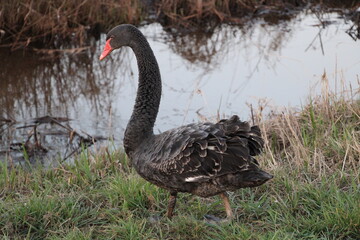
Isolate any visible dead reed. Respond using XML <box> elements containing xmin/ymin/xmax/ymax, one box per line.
<box><xmin>0</xmin><ymin>0</ymin><xmax>146</xmax><ymax>49</ymax></box>
<box><xmin>257</xmin><ymin>73</ymin><xmax>360</xmax><ymax>180</ymax></box>
<box><xmin>155</xmin><ymin>0</ymin><xmax>360</xmax><ymax>27</ymax></box>
<box><xmin>1</xmin><ymin>0</ymin><xmax>359</xmax><ymax>49</ymax></box>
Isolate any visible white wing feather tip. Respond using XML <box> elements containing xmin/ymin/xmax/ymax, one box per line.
<box><xmin>185</xmin><ymin>176</ymin><xmax>207</xmax><ymax>182</ymax></box>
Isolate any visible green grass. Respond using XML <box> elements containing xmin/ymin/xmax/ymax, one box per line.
<box><xmin>0</xmin><ymin>157</ymin><xmax>359</xmax><ymax>239</ymax></box>
<box><xmin>1</xmin><ymin>84</ymin><xmax>359</xmax><ymax>239</ymax></box>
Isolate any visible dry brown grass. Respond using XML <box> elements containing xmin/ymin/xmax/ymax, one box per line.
<box><xmin>0</xmin><ymin>0</ymin><xmax>145</xmax><ymax>49</ymax></box>
<box><xmin>1</xmin><ymin>0</ymin><xmax>359</xmax><ymax>49</ymax></box>
<box><xmin>256</xmin><ymin>73</ymin><xmax>360</xmax><ymax>180</ymax></box>
<box><xmin>155</xmin><ymin>0</ymin><xmax>360</xmax><ymax>27</ymax></box>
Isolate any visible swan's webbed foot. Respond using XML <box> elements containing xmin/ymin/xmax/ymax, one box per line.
<box><xmin>148</xmin><ymin>191</ymin><xmax>178</xmax><ymax>222</ymax></box>
<box><xmin>204</xmin><ymin>192</ymin><xmax>234</xmax><ymax>224</ymax></box>
<box><xmin>148</xmin><ymin>214</ymin><xmax>162</xmax><ymax>223</ymax></box>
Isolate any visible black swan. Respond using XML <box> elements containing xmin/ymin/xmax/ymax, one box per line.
<box><xmin>99</xmin><ymin>24</ymin><xmax>273</xmax><ymax>220</ymax></box>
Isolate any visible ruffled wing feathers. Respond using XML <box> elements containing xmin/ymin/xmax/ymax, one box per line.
<box><xmin>144</xmin><ymin>115</ymin><xmax>264</xmax><ymax>182</ymax></box>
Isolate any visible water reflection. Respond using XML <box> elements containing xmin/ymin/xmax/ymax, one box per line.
<box><xmin>0</xmin><ymin>12</ymin><xmax>359</xmax><ymax>164</ymax></box>
<box><xmin>0</xmin><ymin>42</ymin><xmax>135</xmax><ymax>164</ymax></box>
<box><xmin>161</xmin><ymin>14</ymin><xmax>304</xmax><ymax>77</ymax></box>
<box><xmin>0</xmin><ymin>42</ymin><xmax>134</xmax><ymax>130</ymax></box>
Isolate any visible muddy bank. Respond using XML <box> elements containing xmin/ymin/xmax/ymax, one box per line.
<box><xmin>0</xmin><ymin>0</ymin><xmax>359</xmax><ymax>49</ymax></box>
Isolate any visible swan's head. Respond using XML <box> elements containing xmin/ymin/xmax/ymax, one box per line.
<box><xmin>99</xmin><ymin>24</ymin><xmax>138</xmax><ymax>60</ymax></box>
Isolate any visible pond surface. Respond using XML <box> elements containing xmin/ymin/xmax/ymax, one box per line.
<box><xmin>1</xmin><ymin>12</ymin><xmax>359</xmax><ymax>164</ymax></box>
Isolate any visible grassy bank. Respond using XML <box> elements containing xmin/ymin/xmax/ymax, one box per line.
<box><xmin>1</xmin><ymin>0</ymin><xmax>359</xmax><ymax>49</ymax></box>
<box><xmin>1</xmin><ymin>80</ymin><xmax>359</xmax><ymax>239</ymax></box>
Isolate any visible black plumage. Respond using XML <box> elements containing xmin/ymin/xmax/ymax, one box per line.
<box><xmin>100</xmin><ymin>24</ymin><xmax>273</xmax><ymax>219</ymax></box>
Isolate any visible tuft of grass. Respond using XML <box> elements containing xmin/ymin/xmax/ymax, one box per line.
<box><xmin>0</xmin><ymin>79</ymin><xmax>359</xmax><ymax>239</ymax></box>
<box><xmin>258</xmin><ymin>75</ymin><xmax>360</xmax><ymax>180</ymax></box>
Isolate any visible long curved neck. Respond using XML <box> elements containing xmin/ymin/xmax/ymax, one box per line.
<box><xmin>124</xmin><ymin>31</ymin><xmax>161</xmax><ymax>155</ymax></box>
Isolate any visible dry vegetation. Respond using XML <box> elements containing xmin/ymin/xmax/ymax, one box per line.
<box><xmin>0</xmin><ymin>0</ymin><xmax>146</xmax><ymax>49</ymax></box>
<box><xmin>1</xmin><ymin>0</ymin><xmax>359</xmax><ymax>49</ymax></box>
<box><xmin>258</xmin><ymin>75</ymin><xmax>360</xmax><ymax>179</ymax></box>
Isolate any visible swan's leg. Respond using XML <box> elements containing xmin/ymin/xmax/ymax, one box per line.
<box><xmin>220</xmin><ymin>192</ymin><xmax>233</xmax><ymax>219</ymax></box>
<box><xmin>166</xmin><ymin>191</ymin><xmax>178</xmax><ymax>218</ymax></box>
<box><xmin>204</xmin><ymin>192</ymin><xmax>233</xmax><ymax>223</ymax></box>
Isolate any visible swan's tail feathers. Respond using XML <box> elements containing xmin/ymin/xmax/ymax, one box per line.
<box><xmin>243</xmin><ymin>169</ymin><xmax>273</xmax><ymax>182</ymax></box>
<box><xmin>248</xmin><ymin>126</ymin><xmax>264</xmax><ymax>156</ymax></box>
<box><xmin>218</xmin><ymin>115</ymin><xmax>264</xmax><ymax>156</ymax></box>
<box><xmin>234</xmin><ymin>169</ymin><xmax>273</xmax><ymax>188</ymax></box>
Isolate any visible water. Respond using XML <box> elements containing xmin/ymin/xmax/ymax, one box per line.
<box><xmin>1</xmin><ymin>12</ymin><xmax>359</xmax><ymax>163</ymax></box>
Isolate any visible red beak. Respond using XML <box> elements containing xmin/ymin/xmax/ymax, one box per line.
<box><xmin>99</xmin><ymin>39</ymin><xmax>113</xmax><ymax>60</ymax></box>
